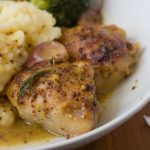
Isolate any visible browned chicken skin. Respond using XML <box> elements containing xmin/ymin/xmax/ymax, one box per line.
<box><xmin>7</xmin><ymin>61</ymin><xmax>100</xmax><ymax>137</ymax></box>
<box><xmin>61</xmin><ymin>25</ymin><xmax>139</xmax><ymax>94</ymax></box>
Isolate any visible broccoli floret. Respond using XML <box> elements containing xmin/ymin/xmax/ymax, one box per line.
<box><xmin>30</xmin><ymin>0</ymin><xmax>90</xmax><ymax>27</ymax></box>
<box><xmin>31</xmin><ymin>0</ymin><xmax>50</xmax><ymax>10</ymax></box>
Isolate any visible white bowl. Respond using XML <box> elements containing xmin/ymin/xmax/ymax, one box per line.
<box><xmin>6</xmin><ymin>0</ymin><xmax>150</xmax><ymax>150</ymax></box>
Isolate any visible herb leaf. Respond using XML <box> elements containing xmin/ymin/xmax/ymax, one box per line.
<box><xmin>18</xmin><ymin>69</ymin><xmax>50</xmax><ymax>103</ymax></box>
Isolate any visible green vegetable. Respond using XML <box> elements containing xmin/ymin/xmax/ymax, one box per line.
<box><xmin>30</xmin><ymin>0</ymin><xmax>90</xmax><ymax>26</ymax></box>
<box><xmin>18</xmin><ymin>69</ymin><xmax>50</xmax><ymax>103</ymax></box>
<box><xmin>30</xmin><ymin>0</ymin><xmax>50</xmax><ymax>9</ymax></box>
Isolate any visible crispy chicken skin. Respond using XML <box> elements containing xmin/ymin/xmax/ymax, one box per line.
<box><xmin>7</xmin><ymin>61</ymin><xmax>100</xmax><ymax>137</ymax></box>
<box><xmin>61</xmin><ymin>25</ymin><xmax>139</xmax><ymax>94</ymax></box>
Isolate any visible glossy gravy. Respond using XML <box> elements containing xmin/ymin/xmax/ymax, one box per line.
<box><xmin>0</xmin><ymin>91</ymin><xmax>112</xmax><ymax>147</ymax></box>
<box><xmin>0</xmin><ymin>119</ymin><xmax>55</xmax><ymax>147</ymax></box>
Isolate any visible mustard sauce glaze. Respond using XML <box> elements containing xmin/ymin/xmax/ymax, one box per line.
<box><xmin>0</xmin><ymin>119</ymin><xmax>55</xmax><ymax>147</ymax></box>
<box><xmin>0</xmin><ymin>92</ymin><xmax>112</xmax><ymax>147</ymax></box>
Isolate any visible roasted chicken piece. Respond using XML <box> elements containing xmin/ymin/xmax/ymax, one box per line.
<box><xmin>25</xmin><ymin>41</ymin><xmax>68</xmax><ymax>68</ymax></box>
<box><xmin>62</xmin><ymin>25</ymin><xmax>139</xmax><ymax>94</ymax></box>
<box><xmin>7</xmin><ymin>60</ymin><xmax>100</xmax><ymax>137</ymax></box>
<box><xmin>77</xmin><ymin>9</ymin><xmax>102</xmax><ymax>27</ymax></box>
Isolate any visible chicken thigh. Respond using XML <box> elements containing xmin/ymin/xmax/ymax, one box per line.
<box><xmin>7</xmin><ymin>60</ymin><xmax>100</xmax><ymax>137</ymax></box>
<box><xmin>62</xmin><ymin>25</ymin><xmax>140</xmax><ymax>94</ymax></box>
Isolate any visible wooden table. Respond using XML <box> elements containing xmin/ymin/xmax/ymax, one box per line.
<box><xmin>78</xmin><ymin>102</ymin><xmax>150</xmax><ymax>150</ymax></box>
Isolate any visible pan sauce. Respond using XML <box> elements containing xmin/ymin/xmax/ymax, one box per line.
<box><xmin>0</xmin><ymin>119</ymin><xmax>55</xmax><ymax>147</ymax></box>
<box><xmin>0</xmin><ymin>92</ymin><xmax>112</xmax><ymax>147</ymax></box>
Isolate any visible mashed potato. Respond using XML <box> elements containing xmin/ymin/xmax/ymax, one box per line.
<box><xmin>0</xmin><ymin>1</ymin><xmax>61</xmax><ymax>92</ymax></box>
<box><xmin>0</xmin><ymin>98</ymin><xmax>15</xmax><ymax>127</ymax></box>
<box><xmin>0</xmin><ymin>1</ymin><xmax>61</xmax><ymax>47</ymax></box>
<box><xmin>0</xmin><ymin>31</ymin><xmax>27</xmax><ymax>91</ymax></box>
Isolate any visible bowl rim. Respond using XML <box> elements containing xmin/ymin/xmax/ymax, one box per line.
<box><xmin>19</xmin><ymin>90</ymin><xmax>150</xmax><ymax>150</ymax></box>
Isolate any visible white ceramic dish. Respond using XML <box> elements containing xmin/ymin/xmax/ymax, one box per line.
<box><xmin>2</xmin><ymin>0</ymin><xmax>150</xmax><ymax>149</ymax></box>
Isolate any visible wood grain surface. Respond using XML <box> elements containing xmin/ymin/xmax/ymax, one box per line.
<box><xmin>77</xmin><ymin>102</ymin><xmax>150</xmax><ymax>150</ymax></box>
